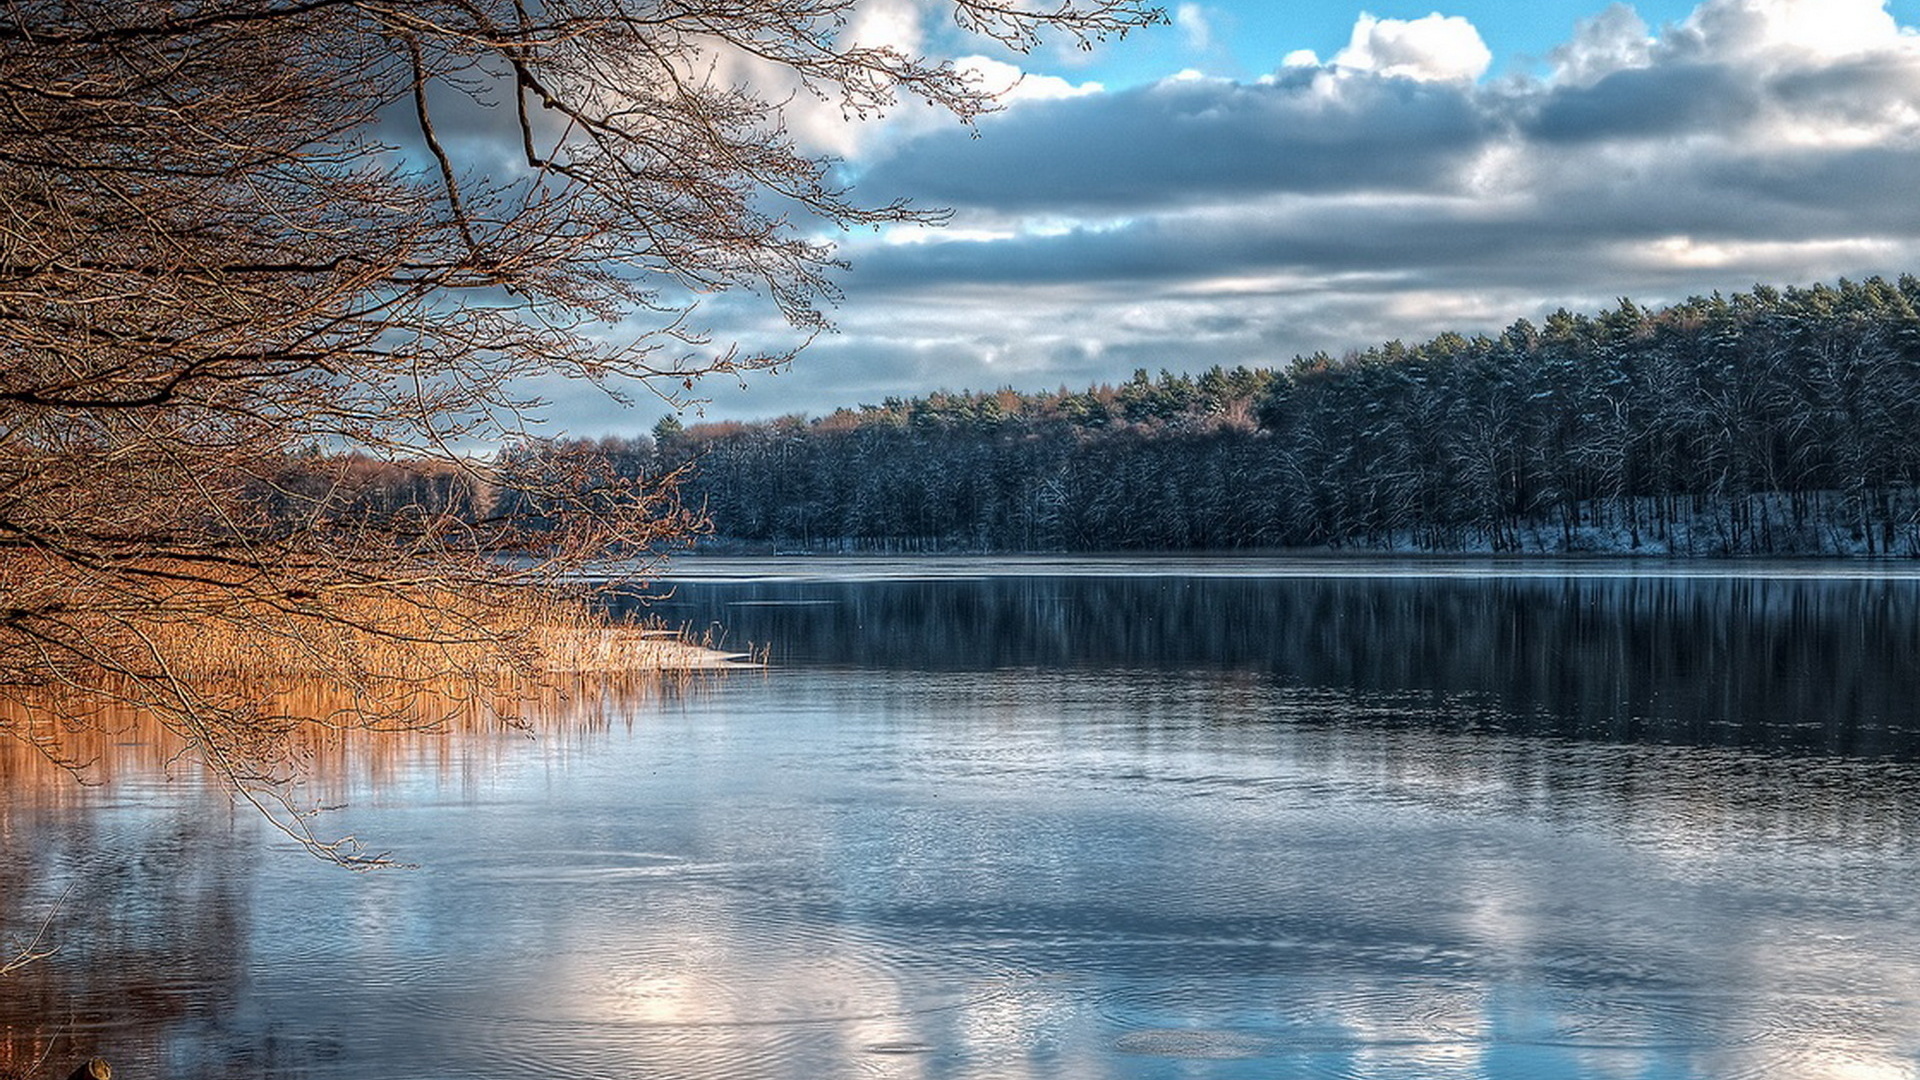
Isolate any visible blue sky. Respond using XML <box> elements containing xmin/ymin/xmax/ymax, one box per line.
<box><xmin>562</xmin><ymin>0</ymin><xmax>1920</xmax><ymax>431</ymax></box>
<box><xmin>1061</xmin><ymin>0</ymin><xmax>1716</xmax><ymax>82</ymax></box>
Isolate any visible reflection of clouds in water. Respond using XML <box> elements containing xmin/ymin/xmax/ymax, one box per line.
<box><xmin>1097</xmin><ymin>975</ymin><xmax>1494</xmax><ymax>1077</ymax></box>
<box><xmin>954</xmin><ymin>988</ymin><xmax>1084</xmax><ymax>1079</ymax></box>
<box><xmin>456</xmin><ymin>661</ymin><xmax>1920</xmax><ymax>1079</ymax></box>
<box><xmin>640</xmin><ymin>682</ymin><xmax>1914</xmax><ymax>1076</ymax></box>
<box><xmin>1689</xmin><ymin>1030</ymin><xmax>1920</xmax><ymax>1080</ymax></box>
<box><xmin>6</xmin><ymin>591</ymin><xmax>1920</xmax><ymax>1079</ymax></box>
<box><xmin>1807</xmin><ymin>1054</ymin><xmax>1918</xmax><ymax>1080</ymax></box>
<box><xmin>538</xmin><ymin>889</ymin><xmax>1060</xmax><ymax>1077</ymax></box>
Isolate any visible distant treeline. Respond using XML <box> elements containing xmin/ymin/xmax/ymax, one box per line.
<box><xmin>570</xmin><ymin>277</ymin><xmax>1920</xmax><ymax>555</ymax></box>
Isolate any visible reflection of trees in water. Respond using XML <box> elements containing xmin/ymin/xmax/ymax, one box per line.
<box><xmin>0</xmin><ymin>675</ymin><xmax>705</xmax><ymax>1077</ymax></box>
<box><xmin>0</xmin><ymin>604</ymin><xmax>1913</xmax><ymax>1078</ymax></box>
<box><xmin>0</xmin><ymin>774</ymin><xmax>253</xmax><ymax>1077</ymax></box>
<box><xmin>648</xmin><ymin>575</ymin><xmax>1920</xmax><ymax>757</ymax></box>
<box><xmin>1</xmin><ymin>803</ymin><xmax>369</xmax><ymax>1079</ymax></box>
<box><xmin>1</xmin><ymin>672</ymin><xmax>705</xmax><ymax>801</ymax></box>
<box><xmin>814</xmin><ymin>662</ymin><xmax>1920</xmax><ymax>851</ymax></box>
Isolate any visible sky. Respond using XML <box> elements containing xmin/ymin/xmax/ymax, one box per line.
<box><xmin>578</xmin><ymin>0</ymin><xmax>1920</xmax><ymax>432</ymax></box>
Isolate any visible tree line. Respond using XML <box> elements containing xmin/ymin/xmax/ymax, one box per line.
<box><xmin>601</xmin><ymin>277</ymin><xmax>1920</xmax><ymax>556</ymax></box>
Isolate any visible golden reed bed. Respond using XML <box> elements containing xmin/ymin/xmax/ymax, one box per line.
<box><xmin>0</xmin><ymin>581</ymin><xmax>756</xmax><ymax>865</ymax></box>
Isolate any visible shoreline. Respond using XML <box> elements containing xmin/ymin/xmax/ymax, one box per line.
<box><xmin>544</xmin><ymin>627</ymin><xmax>760</xmax><ymax>672</ymax></box>
<box><xmin>650</xmin><ymin>550</ymin><xmax>1920</xmax><ymax>583</ymax></box>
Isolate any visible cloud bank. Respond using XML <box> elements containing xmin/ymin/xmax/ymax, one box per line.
<box><xmin>612</xmin><ymin>0</ymin><xmax>1920</xmax><ymax>426</ymax></box>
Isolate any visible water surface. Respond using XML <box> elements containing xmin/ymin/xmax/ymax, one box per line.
<box><xmin>2</xmin><ymin>559</ymin><xmax>1918</xmax><ymax>1079</ymax></box>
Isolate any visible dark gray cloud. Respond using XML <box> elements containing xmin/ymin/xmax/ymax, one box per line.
<box><xmin>1699</xmin><ymin>145</ymin><xmax>1920</xmax><ymax>222</ymax></box>
<box><xmin>1523</xmin><ymin>62</ymin><xmax>1761</xmax><ymax>141</ymax></box>
<box><xmin>837</xmin><ymin>143</ymin><xmax>1919</xmax><ymax>297</ymax></box>
<box><xmin>856</xmin><ymin>71</ymin><xmax>1496</xmax><ymax>211</ymax></box>
<box><xmin>1766</xmin><ymin>53</ymin><xmax>1920</xmax><ymax>125</ymax></box>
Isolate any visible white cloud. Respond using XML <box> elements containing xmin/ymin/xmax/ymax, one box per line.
<box><xmin>707</xmin><ymin>0</ymin><xmax>1119</xmax><ymax>158</ymax></box>
<box><xmin>1662</xmin><ymin>0</ymin><xmax>1920</xmax><ymax>148</ymax></box>
<box><xmin>956</xmin><ymin>55</ymin><xmax>1104</xmax><ymax>104</ymax></box>
<box><xmin>843</xmin><ymin>0</ymin><xmax>927</xmax><ymax>54</ymax></box>
<box><xmin>695</xmin><ymin>0</ymin><xmax>940</xmax><ymax>156</ymax></box>
<box><xmin>1175</xmin><ymin>3</ymin><xmax>1214</xmax><ymax>52</ymax></box>
<box><xmin>1549</xmin><ymin>4</ymin><xmax>1655</xmax><ymax>86</ymax></box>
<box><xmin>1624</xmin><ymin>235</ymin><xmax>1902</xmax><ymax>272</ymax></box>
<box><xmin>1331</xmin><ymin>12</ymin><xmax>1494</xmax><ymax>83</ymax></box>
<box><xmin>1676</xmin><ymin>0</ymin><xmax>1904</xmax><ymax>62</ymax></box>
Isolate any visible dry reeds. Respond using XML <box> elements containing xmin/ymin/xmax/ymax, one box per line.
<box><xmin>0</xmin><ymin>574</ymin><xmax>749</xmax><ymax>865</ymax></box>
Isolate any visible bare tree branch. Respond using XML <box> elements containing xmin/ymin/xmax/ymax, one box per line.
<box><xmin>0</xmin><ymin>0</ymin><xmax>1165</xmax><ymax>856</ymax></box>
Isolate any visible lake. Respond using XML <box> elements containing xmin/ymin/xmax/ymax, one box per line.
<box><xmin>3</xmin><ymin>557</ymin><xmax>1918</xmax><ymax>1079</ymax></box>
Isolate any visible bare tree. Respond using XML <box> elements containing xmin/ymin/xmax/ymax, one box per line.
<box><xmin>0</xmin><ymin>0</ymin><xmax>1163</xmax><ymax>860</ymax></box>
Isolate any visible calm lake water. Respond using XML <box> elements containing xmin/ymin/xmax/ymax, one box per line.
<box><xmin>4</xmin><ymin>557</ymin><xmax>1920</xmax><ymax>1079</ymax></box>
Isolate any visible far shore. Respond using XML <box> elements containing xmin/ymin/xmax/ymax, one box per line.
<box><xmin>642</xmin><ymin>549</ymin><xmax>1920</xmax><ymax>583</ymax></box>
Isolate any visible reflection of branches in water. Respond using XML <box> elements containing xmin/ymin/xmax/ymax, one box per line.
<box><xmin>0</xmin><ymin>625</ymin><xmax>732</xmax><ymax>866</ymax></box>
<box><xmin>4</xmin><ymin>579</ymin><xmax>569</xmax><ymax>859</ymax></box>
<box><xmin>0</xmin><ymin>885</ymin><xmax>67</xmax><ymax>978</ymax></box>
<box><xmin>0</xmin><ymin>669</ymin><xmax>718</xmax><ymax>1076</ymax></box>
<box><xmin>1</xmin><ymin>668</ymin><xmax>719</xmax><ymax>820</ymax></box>
<box><xmin>0</xmin><ymin>808</ymin><xmax>254</xmax><ymax>1077</ymax></box>
<box><xmin>0</xmin><ymin>890</ymin><xmax>73</xmax><ymax>1080</ymax></box>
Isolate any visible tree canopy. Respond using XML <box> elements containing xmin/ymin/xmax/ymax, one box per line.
<box><xmin>647</xmin><ymin>280</ymin><xmax>1920</xmax><ymax>557</ymax></box>
<box><xmin>0</xmin><ymin>0</ymin><xmax>1163</xmax><ymax>858</ymax></box>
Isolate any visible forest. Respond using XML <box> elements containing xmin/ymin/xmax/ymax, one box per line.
<box><xmin>522</xmin><ymin>277</ymin><xmax>1920</xmax><ymax>556</ymax></box>
<box><xmin>487</xmin><ymin>272</ymin><xmax>1920</xmax><ymax>553</ymax></box>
